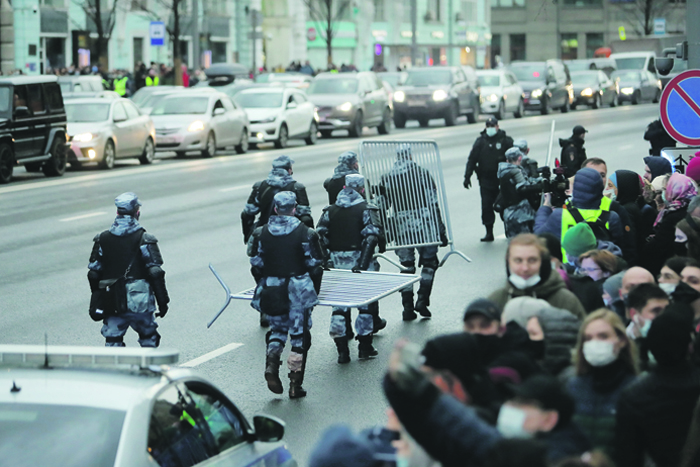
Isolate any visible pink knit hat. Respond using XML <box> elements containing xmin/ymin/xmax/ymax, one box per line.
<box><xmin>686</xmin><ymin>153</ymin><xmax>700</xmax><ymax>182</ymax></box>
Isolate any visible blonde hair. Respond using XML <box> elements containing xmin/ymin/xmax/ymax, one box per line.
<box><xmin>507</xmin><ymin>233</ymin><xmax>549</xmax><ymax>261</ymax></box>
<box><xmin>578</xmin><ymin>250</ymin><xmax>621</xmax><ymax>276</ymax></box>
<box><xmin>573</xmin><ymin>308</ymin><xmax>638</xmax><ymax>376</ymax></box>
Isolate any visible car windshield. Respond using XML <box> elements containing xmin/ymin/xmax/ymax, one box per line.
<box><xmin>378</xmin><ymin>73</ymin><xmax>404</xmax><ymax>86</ymax></box>
<box><xmin>404</xmin><ymin>70</ymin><xmax>452</xmax><ymax>86</ymax></box>
<box><xmin>65</xmin><ymin>103</ymin><xmax>111</xmax><ymax>122</ymax></box>
<box><xmin>565</xmin><ymin>61</ymin><xmax>594</xmax><ymax>72</ymax></box>
<box><xmin>571</xmin><ymin>73</ymin><xmax>598</xmax><ymax>85</ymax></box>
<box><xmin>0</xmin><ymin>87</ymin><xmax>10</xmax><ymax>116</ymax></box>
<box><xmin>0</xmin><ymin>403</ymin><xmax>125</xmax><ymax>467</ymax></box>
<box><xmin>59</xmin><ymin>83</ymin><xmax>72</xmax><ymax>93</ymax></box>
<box><xmin>139</xmin><ymin>92</ymin><xmax>176</xmax><ymax>109</ymax></box>
<box><xmin>615</xmin><ymin>57</ymin><xmax>647</xmax><ymax>70</ymax></box>
<box><xmin>307</xmin><ymin>78</ymin><xmax>358</xmax><ymax>94</ymax></box>
<box><xmin>612</xmin><ymin>71</ymin><xmax>641</xmax><ymax>82</ymax></box>
<box><xmin>478</xmin><ymin>75</ymin><xmax>501</xmax><ymax>87</ymax></box>
<box><xmin>269</xmin><ymin>74</ymin><xmax>306</xmax><ymax>82</ymax></box>
<box><xmin>510</xmin><ymin>64</ymin><xmax>546</xmax><ymax>82</ymax></box>
<box><xmin>236</xmin><ymin>91</ymin><xmax>284</xmax><ymax>108</ymax></box>
<box><xmin>151</xmin><ymin>97</ymin><xmax>210</xmax><ymax>115</ymax></box>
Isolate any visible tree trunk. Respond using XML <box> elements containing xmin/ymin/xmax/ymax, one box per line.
<box><xmin>94</xmin><ymin>0</ymin><xmax>107</xmax><ymax>71</ymax></box>
<box><xmin>326</xmin><ymin>0</ymin><xmax>333</xmax><ymax>66</ymax></box>
<box><xmin>644</xmin><ymin>0</ymin><xmax>653</xmax><ymax>35</ymax></box>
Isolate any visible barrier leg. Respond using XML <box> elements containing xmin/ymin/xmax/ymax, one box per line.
<box><xmin>438</xmin><ymin>247</ymin><xmax>472</xmax><ymax>267</ymax></box>
<box><xmin>207</xmin><ymin>264</ymin><xmax>234</xmax><ymax>328</ymax></box>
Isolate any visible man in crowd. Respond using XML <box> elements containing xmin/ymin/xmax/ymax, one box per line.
<box><xmin>463</xmin><ymin>298</ymin><xmax>503</xmax><ymax>336</ymax></box>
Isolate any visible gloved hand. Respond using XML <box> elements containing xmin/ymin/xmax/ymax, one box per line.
<box><xmin>463</xmin><ymin>178</ymin><xmax>471</xmax><ymax>189</ymax></box>
<box><xmin>351</xmin><ymin>265</ymin><xmax>363</xmax><ymax>273</ymax></box>
<box><xmin>89</xmin><ymin>308</ymin><xmax>105</xmax><ymax>322</ymax></box>
<box><xmin>440</xmin><ymin>231</ymin><xmax>449</xmax><ymax>247</ymax></box>
<box><xmin>156</xmin><ymin>305</ymin><xmax>168</xmax><ymax>318</ymax></box>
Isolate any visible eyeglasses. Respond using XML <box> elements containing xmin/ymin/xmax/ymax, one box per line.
<box><xmin>580</xmin><ymin>266</ymin><xmax>602</xmax><ymax>274</ymax></box>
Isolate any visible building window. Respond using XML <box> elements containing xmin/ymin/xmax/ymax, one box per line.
<box><xmin>460</xmin><ymin>1</ymin><xmax>476</xmax><ymax>23</ymax></box>
<box><xmin>427</xmin><ymin>0</ymin><xmax>441</xmax><ymax>21</ymax></box>
<box><xmin>374</xmin><ymin>0</ymin><xmax>385</xmax><ymax>21</ymax></box>
<box><xmin>510</xmin><ymin>34</ymin><xmax>526</xmax><ymax>61</ymax></box>
<box><xmin>491</xmin><ymin>34</ymin><xmax>501</xmax><ymax>67</ymax></box>
<box><xmin>493</xmin><ymin>0</ymin><xmax>525</xmax><ymax>8</ymax></box>
<box><xmin>586</xmin><ymin>33</ymin><xmax>604</xmax><ymax>58</ymax></box>
<box><xmin>561</xmin><ymin>33</ymin><xmax>578</xmax><ymax>60</ymax></box>
<box><xmin>204</xmin><ymin>0</ymin><xmax>227</xmax><ymax>15</ymax></box>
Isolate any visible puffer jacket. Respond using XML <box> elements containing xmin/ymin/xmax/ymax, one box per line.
<box><xmin>538</xmin><ymin>306</ymin><xmax>581</xmax><ymax>376</ymax></box>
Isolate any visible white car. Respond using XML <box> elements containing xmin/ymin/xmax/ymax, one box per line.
<box><xmin>476</xmin><ymin>69</ymin><xmax>525</xmax><ymax>119</ymax></box>
<box><xmin>235</xmin><ymin>87</ymin><xmax>318</xmax><ymax>149</ymax></box>
<box><xmin>65</xmin><ymin>97</ymin><xmax>156</xmax><ymax>169</ymax></box>
<box><xmin>150</xmin><ymin>91</ymin><xmax>250</xmax><ymax>157</ymax></box>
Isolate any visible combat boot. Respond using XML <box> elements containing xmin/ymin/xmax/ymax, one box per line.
<box><xmin>414</xmin><ymin>294</ymin><xmax>432</xmax><ymax>318</ymax></box>
<box><xmin>264</xmin><ymin>355</ymin><xmax>283</xmax><ymax>394</ymax></box>
<box><xmin>334</xmin><ymin>337</ymin><xmax>351</xmax><ymax>364</ymax></box>
<box><xmin>368</xmin><ymin>302</ymin><xmax>386</xmax><ymax>333</ymax></box>
<box><xmin>358</xmin><ymin>335</ymin><xmax>378</xmax><ymax>359</ymax></box>
<box><xmin>481</xmin><ymin>224</ymin><xmax>495</xmax><ymax>242</ymax></box>
<box><xmin>288</xmin><ymin>371</ymin><xmax>307</xmax><ymax>399</ymax></box>
<box><xmin>402</xmin><ymin>292</ymin><xmax>417</xmax><ymax>321</ymax></box>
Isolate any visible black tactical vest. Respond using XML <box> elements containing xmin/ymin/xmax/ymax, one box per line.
<box><xmin>260</xmin><ymin>223</ymin><xmax>307</xmax><ymax>277</ymax></box>
<box><xmin>258</xmin><ymin>180</ymin><xmax>297</xmax><ymax>226</ymax></box>
<box><xmin>99</xmin><ymin>229</ymin><xmax>147</xmax><ymax>280</ymax></box>
<box><xmin>325</xmin><ymin>177</ymin><xmax>345</xmax><ymax>205</ymax></box>
<box><xmin>327</xmin><ymin>202</ymin><xmax>366</xmax><ymax>251</ymax></box>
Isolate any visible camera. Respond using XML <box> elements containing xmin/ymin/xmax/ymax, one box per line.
<box><xmin>539</xmin><ymin>165</ymin><xmax>570</xmax><ymax>207</ymax></box>
<box><xmin>655</xmin><ymin>57</ymin><xmax>674</xmax><ymax>76</ymax></box>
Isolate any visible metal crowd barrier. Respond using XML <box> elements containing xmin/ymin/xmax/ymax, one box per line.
<box><xmin>358</xmin><ymin>140</ymin><xmax>471</xmax><ymax>269</ymax></box>
<box><xmin>207</xmin><ymin>264</ymin><xmax>421</xmax><ymax>328</ymax></box>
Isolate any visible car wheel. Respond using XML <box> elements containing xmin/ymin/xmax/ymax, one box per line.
<box><xmin>235</xmin><ymin>129</ymin><xmax>249</xmax><ymax>153</ymax></box>
<box><xmin>305</xmin><ymin>121</ymin><xmax>318</xmax><ymax>145</ymax></box>
<box><xmin>393</xmin><ymin>112</ymin><xmax>407</xmax><ymax>129</ymax></box>
<box><xmin>320</xmin><ymin>130</ymin><xmax>333</xmax><ymax>138</ymax></box>
<box><xmin>540</xmin><ymin>97</ymin><xmax>550</xmax><ymax>115</ymax></box>
<box><xmin>202</xmin><ymin>132</ymin><xmax>216</xmax><ymax>157</ymax></box>
<box><xmin>377</xmin><ymin>108</ymin><xmax>392</xmax><ymax>134</ymax></box>
<box><xmin>592</xmin><ymin>94</ymin><xmax>601</xmax><ymax>109</ymax></box>
<box><xmin>99</xmin><ymin>140</ymin><xmax>116</xmax><ymax>169</ymax></box>
<box><xmin>275</xmin><ymin>124</ymin><xmax>289</xmax><ymax>148</ymax></box>
<box><xmin>0</xmin><ymin>143</ymin><xmax>14</xmax><ymax>184</ymax></box>
<box><xmin>139</xmin><ymin>137</ymin><xmax>155</xmax><ymax>164</ymax></box>
<box><xmin>653</xmin><ymin>89</ymin><xmax>661</xmax><ymax>104</ymax></box>
<box><xmin>43</xmin><ymin>136</ymin><xmax>67</xmax><ymax>177</ymax></box>
<box><xmin>348</xmin><ymin>111</ymin><xmax>363</xmax><ymax>138</ymax></box>
<box><xmin>495</xmin><ymin>100</ymin><xmax>505</xmax><ymax>120</ymax></box>
<box><xmin>444</xmin><ymin>101</ymin><xmax>458</xmax><ymax>126</ymax></box>
<box><xmin>467</xmin><ymin>101</ymin><xmax>479</xmax><ymax>123</ymax></box>
<box><xmin>249</xmin><ymin>142</ymin><xmax>259</xmax><ymax>150</ymax></box>
<box><xmin>514</xmin><ymin>99</ymin><xmax>524</xmax><ymax>119</ymax></box>
<box><xmin>25</xmin><ymin>162</ymin><xmax>43</xmax><ymax>172</ymax></box>
<box><xmin>632</xmin><ymin>91</ymin><xmax>640</xmax><ymax>105</ymax></box>
<box><xmin>418</xmin><ymin>118</ymin><xmax>430</xmax><ymax>128</ymax></box>
<box><xmin>610</xmin><ymin>93</ymin><xmax>618</xmax><ymax>107</ymax></box>
<box><xmin>560</xmin><ymin>98</ymin><xmax>570</xmax><ymax>113</ymax></box>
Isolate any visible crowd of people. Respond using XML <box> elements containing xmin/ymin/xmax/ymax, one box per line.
<box><xmin>306</xmin><ymin>120</ymin><xmax>700</xmax><ymax>467</ymax></box>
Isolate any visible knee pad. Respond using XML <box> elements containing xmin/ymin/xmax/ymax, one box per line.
<box><xmin>419</xmin><ymin>256</ymin><xmax>439</xmax><ymax>270</ymax></box>
<box><xmin>105</xmin><ymin>336</ymin><xmax>124</xmax><ymax>344</ymax></box>
<box><xmin>400</xmin><ymin>261</ymin><xmax>416</xmax><ymax>274</ymax></box>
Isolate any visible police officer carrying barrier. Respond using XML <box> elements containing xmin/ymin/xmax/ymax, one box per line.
<box><xmin>375</xmin><ymin>144</ymin><xmax>448</xmax><ymax>321</ymax></box>
<box><xmin>498</xmin><ymin>147</ymin><xmax>543</xmax><ymax>238</ymax></box>
<box><xmin>247</xmin><ymin>191</ymin><xmax>325</xmax><ymax>398</ymax></box>
<box><xmin>323</xmin><ymin>151</ymin><xmax>360</xmax><ymax>205</ymax></box>
<box><xmin>87</xmin><ymin>192</ymin><xmax>170</xmax><ymax>347</ymax></box>
<box><xmin>316</xmin><ymin>174</ymin><xmax>386</xmax><ymax>363</ymax></box>
<box><xmin>464</xmin><ymin>117</ymin><xmax>514</xmax><ymax>242</ymax></box>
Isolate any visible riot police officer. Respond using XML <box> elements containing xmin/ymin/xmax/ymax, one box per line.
<box><xmin>247</xmin><ymin>191</ymin><xmax>325</xmax><ymax>399</ymax></box>
<box><xmin>87</xmin><ymin>192</ymin><xmax>170</xmax><ymax>347</ymax></box>
<box><xmin>464</xmin><ymin>117</ymin><xmax>514</xmax><ymax>242</ymax></box>
<box><xmin>317</xmin><ymin>174</ymin><xmax>386</xmax><ymax>363</ymax></box>
<box><xmin>323</xmin><ymin>151</ymin><xmax>360</xmax><ymax>205</ymax></box>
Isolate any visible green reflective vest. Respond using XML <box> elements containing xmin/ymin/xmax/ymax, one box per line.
<box><xmin>114</xmin><ymin>76</ymin><xmax>128</xmax><ymax>96</ymax></box>
<box><xmin>146</xmin><ymin>76</ymin><xmax>159</xmax><ymax>86</ymax></box>
<box><xmin>560</xmin><ymin>196</ymin><xmax>612</xmax><ymax>262</ymax></box>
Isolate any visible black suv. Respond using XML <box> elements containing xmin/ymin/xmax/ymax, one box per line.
<box><xmin>509</xmin><ymin>60</ymin><xmax>574</xmax><ymax>114</ymax></box>
<box><xmin>0</xmin><ymin>76</ymin><xmax>69</xmax><ymax>183</ymax></box>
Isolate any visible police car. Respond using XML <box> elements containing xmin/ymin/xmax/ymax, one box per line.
<box><xmin>0</xmin><ymin>345</ymin><xmax>296</xmax><ymax>467</ymax></box>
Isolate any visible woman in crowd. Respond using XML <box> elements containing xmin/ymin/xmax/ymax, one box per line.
<box><xmin>566</xmin><ymin>309</ymin><xmax>638</xmax><ymax>456</ymax></box>
<box><xmin>579</xmin><ymin>250</ymin><xmax>623</xmax><ymax>283</ymax></box>
<box><xmin>658</xmin><ymin>256</ymin><xmax>694</xmax><ymax>295</ymax></box>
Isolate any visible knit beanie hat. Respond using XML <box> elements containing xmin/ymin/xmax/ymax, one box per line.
<box><xmin>562</xmin><ymin>223</ymin><xmax>597</xmax><ymax>258</ymax></box>
<box><xmin>686</xmin><ymin>156</ymin><xmax>700</xmax><ymax>183</ymax></box>
<box><xmin>502</xmin><ymin>297</ymin><xmax>550</xmax><ymax>329</ymax></box>
<box><xmin>603</xmin><ymin>271</ymin><xmax>624</xmax><ymax>298</ymax></box>
<box><xmin>644</xmin><ymin>156</ymin><xmax>673</xmax><ymax>180</ymax></box>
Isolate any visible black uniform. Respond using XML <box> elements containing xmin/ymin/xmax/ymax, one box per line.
<box><xmin>644</xmin><ymin>119</ymin><xmax>676</xmax><ymax>157</ymax></box>
<box><xmin>559</xmin><ymin>136</ymin><xmax>587</xmax><ymax>178</ymax></box>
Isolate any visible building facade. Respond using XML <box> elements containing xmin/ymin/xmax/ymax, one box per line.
<box><xmin>490</xmin><ymin>0</ymin><xmax>686</xmax><ymax>64</ymax></box>
<box><xmin>9</xmin><ymin>0</ymin><xmax>252</xmax><ymax>75</ymax></box>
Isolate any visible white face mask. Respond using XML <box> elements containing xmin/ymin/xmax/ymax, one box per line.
<box><xmin>486</xmin><ymin>127</ymin><xmax>498</xmax><ymax>137</ymax></box>
<box><xmin>603</xmin><ymin>187</ymin><xmax>617</xmax><ymax>201</ymax></box>
<box><xmin>509</xmin><ymin>274</ymin><xmax>541</xmax><ymax>290</ymax></box>
<box><xmin>497</xmin><ymin>405</ymin><xmax>533</xmax><ymax>439</ymax></box>
<box><xmin>659</xmin><ymin>282</ymin><xmax>677</xmax><ymax>295</ymax></box>
<box><xmin>582</xmin><ymin>340</ymin><xmax>618</xmax><ymax>367</ymax></box>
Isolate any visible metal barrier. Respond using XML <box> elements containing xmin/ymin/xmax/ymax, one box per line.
<box><xmin>358</xmin><ymin>140</ymin><xmax>471</xmax><ymax>268</ymax></box>
<box><xmin>207</xmin><ymin>264</ymin><xmax>420</xmax><ymax>328</ymax></box>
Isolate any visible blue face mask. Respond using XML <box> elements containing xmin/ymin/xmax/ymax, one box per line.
<box><xmin>497</xmin><ymin>405</ymin><xmax>533</xmax><ymax>439</ymax></box>
<box><xmin>486</xmin><ymin>127</ymin><xmax>498</xmax><ymax>137</ymax></box>
<box><xmin>396</xmin><ymin>457</ymin><xmax>410</xmax><ymax>467</ymax></box>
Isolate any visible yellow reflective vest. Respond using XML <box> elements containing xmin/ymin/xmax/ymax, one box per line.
<box><xmin>560</xmin><ymin>196</ymin><xmax>612</xmax><ymax>261</ymax></box>
<box><xmin>114</xmin><ymin>76</ymin><xmax>128</xmax><ymax>96</ymax></box>
<box><xmin>146</xmin><ymin>76</ymin><xmax>159</xmax><ymax>86</ymax></box>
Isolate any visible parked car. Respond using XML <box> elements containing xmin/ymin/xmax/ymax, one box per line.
<box><xmin>476</xmin><ymin>69</ymin><xmax>524</xmax><ymax>119</ymax></box>
<box><xmin>131</xmin><ymin>85</ymin><xmax>182</xmax><ymax>107</ymax></box>
<box><xmin>610</xmin><ymin>51</ymin><xmax>658</xmax><ymax>75</ymax></box>
<box><xmin>564</xmin><ymin>58</ymin><xmax>617</xmax><ymax>77</ymax></box>
<box><xmin>509</xmin><ymin>60</ymin><xmax>573</xmax><ymax>114</ymax></box>
<box><xmin>307</xmin><ymin>72</ymin><xmax>392</xmax><ymax>138</ymax></box>
<box><xmin>64</xmin><ymin>97</ymin><xmax>156</xmax><ymax>169</ymax></box>
<box><xmin>0</xmin><ymin>75</ymin><xmax>68</xmax><ymax>184</ymax></box>
<box><xmin>256</xmin><ymin>73</ymin><xmax>313</xmax><ymax>89</ymax></box>
<box><xmin>611</xmin><ymin>70</ymin><xmax>662</xmax><ymax>105</ymax></box>
<box><xmin>0</xmin><ymin>345</ymin><xmax>297</xmax><ymax>467</ymax></box>
<box><xmin>136</xmin><ymin>88</ymin><xmax>217</xmax><ymax>115</ymax></box>
<box><xmin>236</xmin><ymin>87</ymin><xmax>318</xmax><ymax>148</ymax></box>
<box><xmin>393</xmin><ymin>66</ymin><xmax>479</xmax><ymax>127</ymax></box>
<box><xmin>570</xmin><ymin>70</ymin><xmax>619</xmax><ymax>109</ymax></box>
<box><xmin>58</xmin><ymin>75</ymin><xmax>105</xmax><ymax>98</ymax></box>
<box><xmin>377</xmin><ymin>71</ymin><xmax>408</xmax><ymax>88</ymax></box>
<box><xmin>151</xmin><ymin>91</ymin><xmax>250</xmax><ymax>157</ymax></box>
<box><xmin>461</xmin><ymin>65</ymin><xmax>482</xmax><ymax>120</ymax></box>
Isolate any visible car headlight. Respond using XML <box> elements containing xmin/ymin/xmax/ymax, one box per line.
<box><xmin>259</xmin><ymin>115</ymin><xmax>276</xmax><ymax>123</ymax></box>
<box><xmin>531</xmin><ymin>89</ymin><xmax>543</xmax><ymax>99</ymax></box>
<box><xmin>73</xmin><ymin>132</ymin><xmax>94</xmax><ymax>142</ymax></box>
<box><xmin>487</xmin><ymin>94</ymin><xmax>499</xmax><ymax>102</ymax></box>
<box><xmin>188</xmin><ymin>120</ymin><xmax>205</xmax><ymax>132</ymax></box>
<box><xmin>432</xmin><ymin>89</ymin><xmax>448</xmax><ymax>101</ymax></box>
<box><xmin>581</xmin><ymin>88</ymin><xmax>593</xmax><ymax>97</ymax></box>
<box><xmin>337</xmin><ymin>102</ymin><xmax>353</xmax><ymax>112</ymax></box>
<box><xmin>621</xmin><ymin>87</ymin><xmax>634</xmax><ymax>95</ymax></box>
<box><xmin>394</xmin><ymin>91</ymin><xmax>405</xmax><ymax>103</ymax></box>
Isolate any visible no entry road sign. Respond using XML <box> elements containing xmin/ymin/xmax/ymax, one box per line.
<box><xmin>660</xmin><ymin>69</ymin><xmax>700</xmax><ymax>146</ymax></box>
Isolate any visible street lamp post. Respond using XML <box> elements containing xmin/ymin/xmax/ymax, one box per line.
<box><xmin>410</xmin><ymin>0</ymin><xmax>417</xmax><ymax>65</ymax></box>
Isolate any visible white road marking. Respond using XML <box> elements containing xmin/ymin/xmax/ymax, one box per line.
<box><xmin>180</xmin><ymin>343</ymin><xmax>244</xmax><ymax>367</ymax></box>
<box><xmin>59</xmin><ymin>212</ymin><xmax>106</xmax><ymax>222</ymax></box>
<box><xmin>220</xmin><ymin>185</ymin><xmax>250</xmax><ymax>192</ymax></box>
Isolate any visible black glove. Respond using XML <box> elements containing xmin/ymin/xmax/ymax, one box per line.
<box><xmin>440</xmin><ymin>230</ymin><xmax>449</xmax><ymax>247</ymax></box>
<box><xmin>156</xmin><ymin>305</ymin><xmax>168</xmax><ymax>318</ymax></box>
<box><xmin>89</xmin><ymin>307</ymin><xmax>105</xmax><ymax>322</ymax></box>
<box><xmin>310</xmin><ymin>266</ymin><xmax>323</xmax><ymax>295</ymax></box>
<box><xmin>89</xmin><ymin>291</ymin><xmax>104</xmax><ymax>321</ymax></box>
<box><xmin>463</xmin><ymin>178</ymin><xmax>471</xmax><ymax>189</ymax></box>
<box><xmin>351</xmin><ymin>265</ymin><xmax>362</xmax><ymax>273</ymax></box>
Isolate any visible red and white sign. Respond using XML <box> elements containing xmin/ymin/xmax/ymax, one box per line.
<box><xmin>660</xmin><ymin>69</ymin><xmax>700</xmax><ymax>146</ymax></box>
<box><xmin>306</xmin><ymin>27</ymin><xmax>317</xmax><ymax>42</ymax></box>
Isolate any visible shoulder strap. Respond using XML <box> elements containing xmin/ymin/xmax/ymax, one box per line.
<box><xmin>566</xmin><ymin>204</ymin><xmax>586</xmax><ymax>224</ymax></box>
<box><xmin>124</xmin><ymin>230</ymin><xmax>145</xmax><ymax>278</ymax></box>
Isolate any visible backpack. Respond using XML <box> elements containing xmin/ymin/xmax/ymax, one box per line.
<box><xmin>566</xmin><ymin>204</ymin><xmax>611</xmax><ymax>242</ymax></box>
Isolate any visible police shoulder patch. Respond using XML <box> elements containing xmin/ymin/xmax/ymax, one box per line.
<box><xmin>496</xmin><ymin>142</ymin><xmax>502</xmax><ymax>150</ymax></box>
<box><xmin>142</xmin><ymin>232</ymin><xmax>158</xmax><ymax>244</ymax></box>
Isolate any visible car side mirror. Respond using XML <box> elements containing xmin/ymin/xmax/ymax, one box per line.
<box><xmin>363</xmin><ymin>89</ymin><xmax>371</xmax><ymax>95</ymax></box>
<box><xmin>13</xmin><ymin>106</ymin><xmax>30</xmax><ymax>118</ymax></box>
<box><xmin>253</xmin><ymin>415</ymin><xmax>285</xmax><ymax>442</ymax></box>
<box><xmin>213</xmin><ymin>107</ymin><xmax>226</xmax><ymax>116</ymax></box>
<box><xmin>286</xmin><ymin>102</ymin><xmax>297</xmax><ymax>109</ymax></box>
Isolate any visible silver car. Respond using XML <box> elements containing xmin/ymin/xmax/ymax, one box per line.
<box><xmin>0</xmin><ymin>345</ymin><xmax>297</xmax><ymax>467</ymax></box>
<box><xmin>151</xmin><ymin>91</ymin><xmax>250</xmax><ymax>157</ymax></box>
<box><xmin>476</xmin><ymin>69</ymin><xmax>525</xmax><ymax>119</ymax></box>
<box><xmin>65</xmin><ymin>97</ymin><xmax>156</xmax><ymax>169</ymax></box>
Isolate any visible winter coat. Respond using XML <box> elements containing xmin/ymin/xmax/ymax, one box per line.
<box><xmin>568</xmin><ymin>275</ymin><xmax>606</xmax><ymax>314</ymax></box>
<box><xmin>489</xmin><ymin>271</ymin><xmax>586</xmax><ymax>319</ymax></box>
<box><xmin>465</xmin><ymin>129</ymin><xmax>514</xmax><ymax>189</ymax></box>
<box><xmin>640</xmin><ymin>207</ymin><xmax>687</xmax><ymax>276</ymax></box>
<box><xmin>614</xmin><ymin>170</ymin><xmax>656</xmax><ymax>263</ymax></box>
<box><xmin>538</xmin><ymin>306</ymin><xmax>581</xmax><ymax>376</ymax></box>
<box><xmin>559</xmin><ymin>136</ymin><xmax>587</xmax><ymax>178</ymax></box>
<box><xmin>644</xmin><ymin>119</ymin><xmax>676</xmax><ymax>156</ymax></box>
<box><xmin>615</xmin><ymin>363</ymin><xmax>700</xmax><ymax>467</ymax></box>
<box><xmin>566</xmin><ymin>360</ymin><xmax>637</xmax><ymax>456</ymax></box>
<box><xmin>497</xmin><ymin>162</ymin><xmax>542</xmax><ymax>209</ymax></box>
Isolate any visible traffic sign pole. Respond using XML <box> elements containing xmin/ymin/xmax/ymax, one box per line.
<box><xmin>689</xmin><ymin>0</ymin><xmax>700</xmax><ymax>69</ymax></box>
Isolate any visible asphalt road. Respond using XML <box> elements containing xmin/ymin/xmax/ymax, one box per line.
<box><xmin>0</xmin><ymin>102</ymin><xmax>659</xmax><ymax>465</ymax></box>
